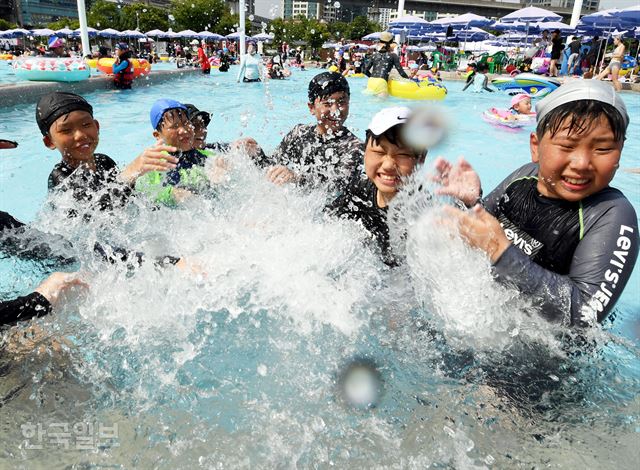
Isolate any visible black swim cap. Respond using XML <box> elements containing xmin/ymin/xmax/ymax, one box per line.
<box><xmin>308</xmin><ymin>72</ymin><xmax>350</xmax><ymax>103</ymax></box>
<box><xmin>184</xmin><ymin>103</ymin><xmax>211</xmax><ymax>127</ymax></box>
<box><xmin>36</xmin><ymin>92</ymin><xmax>93</xmax><ymax>135</ymax></box>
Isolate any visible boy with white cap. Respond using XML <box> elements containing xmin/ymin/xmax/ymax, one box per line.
<box><xmin>327</xmin><ymin>106</ymin><xmax>426</xmax><ymax>265</ymax></box>
<box><xmin>436</xmin><ymin>80</ymin><xmax>638</xmax><ymax>327</ymax></box>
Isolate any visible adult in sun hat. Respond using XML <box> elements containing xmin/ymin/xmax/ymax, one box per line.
<box><xmin>435</xmin><ymin>79</ymin><xmax>637</xmax><ymax>328</ymax></box>
<box><xmin>363</xmin><ymin>31</ymin><xmax>409</xmax><ymax>98</ymax></box>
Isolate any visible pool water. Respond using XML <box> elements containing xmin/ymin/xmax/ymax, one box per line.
<box><xmin>0</xmin><ymin>68</ymin><xmax>639</xmax><ymax>468</ymax></box>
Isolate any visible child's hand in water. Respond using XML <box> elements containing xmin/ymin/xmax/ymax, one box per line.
<box><xmin>35</xmin><ymin>272</ymin><xmax>88</xmax><ymax>307</ymax></box>
<box><xmin>432</xmin><ymin>157</ymin><xmax>482</xmax><ymax>207</ymax></box>
<box><xmin>207</xmin><ymin>157</ymin><xmax>229</xmax><ymax>185</ymax></box>
<box><xmin>120</xmin><ymin>143</ymin><xmax>179</xmax><ymax>184</ymax></box>
<box><xmin>444</xmin><ymin>205</ymin><xmax>510</xmax><ymax>263</ymax></box>
<box><xmin>266</xmin><ymin>165</ymin><xmax>297</xmax><ymax>185</ymax></box>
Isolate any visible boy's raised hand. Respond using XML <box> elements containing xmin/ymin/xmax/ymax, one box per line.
<box><xmin>119</xmin><ymin>143</ymin><xmax>179</xmax><ymax>184</ymax></box>
<box><xmin>432</xmin><ymin>156</ymin><xmax>482</xmax><ymax>207</ymax></box>
<box><xmin>266</xmin><ymin>165</ymin><xmax>297</xmax><ymax>185</ymax></box>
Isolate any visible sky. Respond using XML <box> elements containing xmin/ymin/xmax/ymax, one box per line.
<box><xmin>254</xmin><ymin>0</ymin><xmax>636</xmax><ymax>19</ymax></box>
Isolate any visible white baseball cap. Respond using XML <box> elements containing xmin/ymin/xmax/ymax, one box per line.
<box><xmin>367</xmin><ymin>107</ymin><xmax>412</xmax><ymax>136</ymax></box>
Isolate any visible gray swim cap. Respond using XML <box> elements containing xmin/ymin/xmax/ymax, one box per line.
<box><xmin>536</xmin><ymin>80</ymin><xmax>629</xmax><ymax>130</ymax></box>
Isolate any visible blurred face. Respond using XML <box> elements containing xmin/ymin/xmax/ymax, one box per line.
<box><xmin>531</xmin><ymin>115</ymin><xmax>622</xmax><ymax>202</ymax></box>
<box><xmin>153</xmin><ymin>109</ymin><xmax>194</xmax><ymax>151</ymax></box>
<box><xmin>43</xmin><ymin>110</ymin><xmax>99</xmax><ymax>167</ymax></box>
<box><xmin>514</xmin><ymin>98</ymin><xmax>532</xmax><ymax>114</ymax></box>
<box><xmin>191</xmin><ymin>116</ymin><xmax>208</xmax><ymax>150</ymax></box>
<box><xmin>308</xmin><ymin>91</ymin><xmax>350</xmax><ymax>135</ymax></box>
<box><xmin>365</xmin><ymin>134</ymin><xmax>424</xmax><ymax>207</ymax></box>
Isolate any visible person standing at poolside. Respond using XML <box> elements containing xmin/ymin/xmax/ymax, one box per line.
<box><xmin>363</xmin><ymin>32</ymin><xmax>409</xmax><ymax>98</ymax></box>
<box><xmin>549</xmin><ymin>29</ymin><xmax>563</xmax><ymax>77</ymax></box>
<box><xmin>566</xmin><ymin>36</ymin><xmax>582</xmax><ymax>75</ymax></box>
<box><xmin>597</xmin><ymin>36</ymin><xmax>626</xmax><ymax>92</ymax></box>
<box><xmin>237</xmin><ymin>42</ymin><xmax>263</xmax><ymax>83</ymax></box>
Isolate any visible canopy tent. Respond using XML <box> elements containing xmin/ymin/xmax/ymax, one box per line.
<box><xmin>500</xmin><ymin>6</ymin><xmax>562</xmax><ymax>23</ymax></box>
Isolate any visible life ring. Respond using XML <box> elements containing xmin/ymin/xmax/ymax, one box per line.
<box><xmin>482</xmin><ymin>107</ymin><xmax>536</xmax><ymax>129</ymax></box>
<box><xmin>12</xmin><ymin>57</ymin><xmax>90</xmax><ymax>82</ymax></box>
<box><xmin>0</xmin><ymin>54</ymin><xmax>13</xmax><ymax>60</ymax></box>
<box><xmin>96</xmin><ymin>57</ymin><xmax>151</xmax><ymax>78</ymax></box>
<box><xmin>388</xmin><ymin>79</ymin><xmax>447</xmax><ymax>101</ymax></box>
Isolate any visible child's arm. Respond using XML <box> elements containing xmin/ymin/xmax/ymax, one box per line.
<box><xmin>112</xmin><ymin>59</ymin><xmax>129</xmax><ymax>74</ymax></box>
<box><xmin>119</xmin><ymin>143</ymin><xmax>179</xmax><ymax>185</ymax></box>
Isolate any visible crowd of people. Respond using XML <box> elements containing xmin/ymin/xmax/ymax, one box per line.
<box><xmin>0</xmin><ymin>65</ymin><xmax>637</xmax><ymax>338</ymax></box>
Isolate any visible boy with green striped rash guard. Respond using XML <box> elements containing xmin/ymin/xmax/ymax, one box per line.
<box><xmin>135</xmin><ymin>99</ymin><xmax>225</xmax><ymax>207</ymax></box>
<box><xmin>437</xmin><ymin>80</ymin><xmax>638</xmax><ymax>328</ymax></box>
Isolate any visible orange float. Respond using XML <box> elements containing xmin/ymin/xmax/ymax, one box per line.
<box><xmin>96</xmin><ymin>57</ymin><xmax>151</xmax><ymax>78</ymax></box>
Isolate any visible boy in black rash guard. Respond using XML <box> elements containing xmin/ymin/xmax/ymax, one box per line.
<box><xmin>266</xmin><ymin>72</ymin><xmax>364</xmax><ymax>196</ymax></box>
<box><xmin>437</xmin><ymin>80</ymin><xmax>638</xmax><ymax>328</ymax></box>
<box><xmin>37</xmin><ymin>92</ymin><xmax>178</xmax><ymax>212</ymax></box>
<box><xmin>327</xmin><ymin>107</ymin><xmax>426</xmax><ymax>265</ymax></box>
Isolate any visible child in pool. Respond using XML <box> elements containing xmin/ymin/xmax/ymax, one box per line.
<box><xmin>437</xmin><ymin>80</ymin><xmax>638</xmax><ymax>328</ymax></box>
<box><xmin>489</xmin><ymin>94</ymin><xmax>536</xmax><ymax>123</ymax></box>
<box><xmin>326</xmin><ymin>107</ymin><xmax>428</xmax><ymax>265</ymax></box>
<box><xmin>38</xmin><ymin>91</ymin><xmax>177</xmax><ymax>212</ymax></box>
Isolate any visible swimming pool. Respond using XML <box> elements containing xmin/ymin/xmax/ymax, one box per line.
<box><xmin>0</xmin><ymin>68</ymin><xmax>639</xmax><ymax>467</ymax></box>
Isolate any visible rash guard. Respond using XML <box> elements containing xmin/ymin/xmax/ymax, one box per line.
<box><xmin>484</xmin><ymin>162</ymin><xmax>638</xmax><ymax>327</ymax></box>
<box><xmin>364</xmin><ymin>51</ymin><xmax>408</xmax><ymax>81</ymax></box>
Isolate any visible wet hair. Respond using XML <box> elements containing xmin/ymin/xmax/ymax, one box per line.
<box><xmin>308</xmin><ymin>72</ymin><xmax>350</xmax><ymax>103</ymax></box>
<box><xmin>365</xmin><ymin>125</ymin><xmax>426</xmax><ymax>159</ymax></box>
<box><xmin>536</xmin><ymin>100</ymin><xmax>627</xmax><ymax>142</ymax></box>
<box><xmin>155</xmin><ymin>108</ymin><xmax>190</xmax><ymax>132</ymax></box>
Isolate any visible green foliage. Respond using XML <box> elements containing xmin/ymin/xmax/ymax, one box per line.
<box><xmin>170</xmin><ymin>0</ymin><xmax>227</xmax><ymax>32</ymax></box>
<box><xmin>0</xmin><ymin>19</ymin><xmax>17</xmax><ymax>30</ymax></box>
<box><xmin>347</xmin><ymin>16</ymin><xmax>380</xmax><ymax>40</ymax></box>
<box><xmin>86</xmin><ymin>0</ymin><xmax>121</xmax><ymax>30</ymax></box>
<box><xmin>121</xmin><ymin>3</ymin><xmax>169</xmax><ymax>32</ymax></box>
<box><xmin>270</xmin><ymin>17</ymin><xmax>328</xmax><ymax>49</ymax></box>
<box><xmin>47</xmin><ymin>18</ymin><xmax>80</xmax><ymax>30</ymax></box>
<box><xmin>328</xmin><ymin>21</ymin><xmax>349</xmax><ymax>40</ymax></box>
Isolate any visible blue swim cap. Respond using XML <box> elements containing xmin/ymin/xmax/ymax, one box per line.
<box><xmin>150</xmin><ymin>98</ymin><xmax>186</xmax><ymax>130</ymax></box>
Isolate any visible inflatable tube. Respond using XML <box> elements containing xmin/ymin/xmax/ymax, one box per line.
<box><xmin>491</xmin><ymin>73</ymin><xmax>560</xmax><ymax>98</ymax></box>
<box><xmin>345</xmin><ymin>73</ymin><xmax>365</xmax><ymax>78</ymax></box>
<box><xmin>85</xmin><ymin>58</ymin><xmax>98</xmax><ymax>68</ymax></box>
<box><xmin>388</xmin><ymin>79</ymin><xmax>447</xmax><ymax>101</ymax></box>
<box><xmin>0</xmin><ymin>54</ymin><xmax>13</xmax><ymax>61</ymax></box>
<box><xmin>482</xmin><ymin>107</ymin><xmax>536</xmax><ymax>129</ymax></box>
<box><xmin>12</xmin><ymin>57</ymin><xmax>90</xmax><ymax>82</ymax></box>
<box><xmin>96</xmin><ymin>57</ymin><xmax>151</xmax><ymax>78</ymax></box>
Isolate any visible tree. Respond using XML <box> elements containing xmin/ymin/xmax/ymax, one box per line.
<box><xmin>47</xmin><ymin>18</ymin><xmax>80</xmax><ymax>30</ymax></box>
<box><xmin>121</xmin><ymin>3</ymin><xmax>169</xmax><ymax>32</ymax></box>
<box><xmin>304</xmin><ymin>19</ymin><xmax>329</xmax><ymax>50</ymax></box>
<box><xmin>348</xmin><ymin>16</ymin><xmax>380</xmax><ymax>41</ymax></box>
<box><xmin>327</xmin><ymin>21</ymin><xmax>349</xmax><ymax>41</ymax></box>
<box><xmin>0</xmin><ymin>19</ymin><xmax>17</xmax><ymax>30</ymax></box>
<box><xmin>171</xmin><ymin>0</ymin><xmax>227</xmax><ymax>32</ymax></box>
<box><xmin>87</xmin><ymin>0</ymin><xmax>121</xmax><ymax>30</ymax></box>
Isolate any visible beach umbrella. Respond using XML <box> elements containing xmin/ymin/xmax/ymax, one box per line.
<box><xmin>430</xmin><ymin>12</ymin><xmax>493</xmax><ymax>29</ymax></box>
<box><xmin>251</xmin><ymin>32</ymin><xmax>273</xmax><ymax>42</ymax></box>
<box><xmin>321</xmin><ymin>42</ymin><xmax>339</xmax><ymax>49</ymax></box>
<box><xmin>578</xmin><ymin>9</ymin><xmax>624</xmax><ymax>30</ymax></box>
<box><xmin>500</xmin><ymin>6</ymin><xmax>561</xmax><ymax>23</ymax></box>
<box><xmin>145</xmin><ymin>29</ymin><xmax>166</xmax><ymax>37</ymax></box>
<box><xmin>177</xmin><ymin>29</ymin><xmax>200</xmax><ymax>38</ymax></box>
<box><xmin>98</xmin><ymin>28</ymin><xmax>120</xmax><ymax>38</ymax></box>
<box><xmin>455</xmin><ymin>27</ymin><xmax>494</xmax><ymax>42</ymax></box>
<box><xmin>493</xmin><ymin>20</ymin><xmax>529</xmax><ymax>32</ymax></box>
<box><xmin>120</xmin><ymin>30</ymin><xmax>145</xmax><ymax>38</ymax></box>
<box><xmin>362</xmin><ymin>32</ymin><xmax>382</xmax><ymax>40</ymax></box>
<box><xmin>54</xmin><ymin>27</ymin><xmax>74</xmax><ymax>37</ymax></box>
<box><xmin>533</xmin><ymin>21</ymin><xmax>576</xmax><ymax>34</ymax></box>
<box><xmin>73</xmin><ymin>27</ymin><xmax>98</xmax><ymax>37</ymax></box>
<box><xmin>388</xmin><ymin>15</ymin><xmax>431</xmax><ymax>34</ymax></box>
<box><xmin>199</xmin><ymin>31</ymin><xmax>225</xmax><ymax>40</ymax></box>
<box><xmin>611</xmin><ymin>5</ymin><xmax>640</xmax><ymax>28</ymax></box>
<box><xmin>31</xmin><ymin>28</ymin><xmax>55</xmax><ymax>36</ymax></box>
<box><xmin>226</xmin><ymin>31</ymin><xmax>243</xmax><ymax>40</ymax></box>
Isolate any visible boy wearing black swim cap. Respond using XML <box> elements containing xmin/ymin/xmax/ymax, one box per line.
<box><xmin>266</xmin><ymin>72</ymin><xmax>363</xmax><ymax>197</ymax></box>
<box><xmin>437</xmin><ymin>80</ymin><xmax>638</xmax><ymax>328</ymax></box>
<box><xmin>37</xmin><ymin>91</ymin><xmax>177</xmax><ymax>212</ymax></box>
